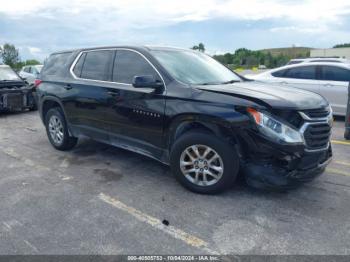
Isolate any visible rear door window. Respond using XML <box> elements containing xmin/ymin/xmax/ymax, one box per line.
<box><xmin>283</xmin><ymin>66</ymin><xmax>316</xmax><ymax>80</ymax></box>
<box><xmin>321</xmin><ymin>66</ymin><xmax>350</xmax><ymax>82</ymax></box>
<box><xmin>113</xmin><ymin>50</ymin><xmax>158</xmax><ymax>84</ymax></box>
<box><xmin>80</xmin><ymin>50</ymin><xmax>114</xmax><ymax>81</ymax></box>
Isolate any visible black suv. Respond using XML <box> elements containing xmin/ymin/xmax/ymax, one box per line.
<box><xmin>37</xmin><ymin>46</ymin><xmax>333</xmax><ymax>194</ymax></box>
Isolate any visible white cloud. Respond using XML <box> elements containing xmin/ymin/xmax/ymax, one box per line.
<box><xmin>1</xmin><ymin>0</ymin><xmax>350</xmax><ymax>59</ymax></box>
<box><xmin>28</xmin><ymin>47</ymin><xmax>41</xmax><ymax>54</ymax></box>
<box><xmin>1</xmin><ymin>0</ymin><xmax>349</xmax><ymax>25</ymax></box>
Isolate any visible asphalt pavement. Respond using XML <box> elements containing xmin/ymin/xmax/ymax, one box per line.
<box><xmin>0</xmin><ymin>111</ymin><xmax>349</xmax><ymax>255</ymax></box>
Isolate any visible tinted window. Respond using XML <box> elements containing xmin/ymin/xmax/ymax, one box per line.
<box><xmin>73</xmin><ymin>53</ymin><xmax>86</xmax><ymax>78</ymax></box>
<box><xmin>41</xmin><ymin>52</ymin><xmax>73</xmax><ymax>77</ymax></box>
<box><xmin>271</xmin><ymin>69</ymin><xmax>287</xmax><ymax>77</ymax></box>
<box><xmin>321</xmin><ymin>66</ymin><xmax>350</xmax><ymax>82</ymax></box>
<box><xmin>283</xmin><ymin>66</ymin><xmax>316</xmax><ymax>80</ymax></box>
<box><xmin>113</xmin><ymin>50</ymin><xmax>158</xmax><ymax>84</ymax></box>
<box><xmin>81</xmin><ymin>50</ymin><xmax>113</xmax><ymax>81</ymax></box>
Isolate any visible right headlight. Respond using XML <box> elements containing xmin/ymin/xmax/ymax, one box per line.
<box><xmin>247</xmin><ymin>108</ymin><xmax>304</xmax><ymax>144</ymax></box>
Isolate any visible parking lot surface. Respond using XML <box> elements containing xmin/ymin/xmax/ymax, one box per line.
<box><xmin>0</xmin><ymin>111</ymin><xmax>350</xmax><ymax>255</ymax></box>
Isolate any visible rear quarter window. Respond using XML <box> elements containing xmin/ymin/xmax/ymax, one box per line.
<box><xmin>72</xmin><ymin>53</ymin><xmax>87</xmax><ymax>78</ymax></box>
<box><xmin>41</xmin><ymin>52</ymin><xmax>74</xmax><ymax>78</ymax></box>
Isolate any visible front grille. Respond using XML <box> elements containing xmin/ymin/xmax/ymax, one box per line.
<box><xmin>6</xmin><ymin>93</ymin><xmax>24</xmax><ymax>108</ymax></box>
<box><xmin>303</xmin><ymin>123</ymin><xmax>331</xmax><ymax>150</ymax></box>
<box><xmin>302</xmin><ymin>107</ymin><xmax>330</xmax><ymax>119</ymax></box>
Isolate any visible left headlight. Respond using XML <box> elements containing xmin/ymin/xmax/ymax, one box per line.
<box><xmin>247</xmin><ymin>108</ymin><xmax>304</xmax><ymax>144</ymax></box>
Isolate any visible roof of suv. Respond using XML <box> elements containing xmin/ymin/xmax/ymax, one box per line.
<box><xmin>50</xmin><ymin>45</ymin><xmax>192</xmax><ymax>55</ymax></box>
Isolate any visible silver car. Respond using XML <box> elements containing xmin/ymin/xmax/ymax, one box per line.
<box><xmin>19</xmin><ymin>65</ymin><xmax>43</xmax><ymax>85</ymax></box>
<box><xmin>246</xmin><ymin>62</ymin><xmax>350</xmax><ymax>116</ymax></box>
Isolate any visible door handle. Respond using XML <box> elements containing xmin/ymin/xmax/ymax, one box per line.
<box><xmin>64</xmin><ymin>84</ymin><xmax>73</xmax><ymax>90</ymax></box>
<box><xmin>324</xmin><ymin>83</ymin><xmax>333</xmax><ymax>87</ymax></box>
<box><xmin>107</xmin><ymin>91</ymin><xmax>120</xmax><ymax>97</ymax></box>
<box><xmin>280</xmin><ymin>81</ymin><xmax>287</xmax><ymax>84</ymax></box>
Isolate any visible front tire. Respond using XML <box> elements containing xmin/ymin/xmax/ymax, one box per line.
<box><xmin>45</xmin><ymin>107</ymin><xmax>78</xmax><ymax>151</ymax></box>
<box><xmin>170</xmin><ymin>131</ymin><xmax>239</xmax><ymax>194</ymax></box>
<box><xmin>345</xmin><ymin>129</ymin><xmax>350</xmax><ymax>140</ymax></box>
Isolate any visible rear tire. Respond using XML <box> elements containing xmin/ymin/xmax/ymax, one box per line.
<box><xmin>45</xmin><ymin>107</ymin><xmax>78</xmax><ymax>151</ymax></box>
<box><xmin>170</xmin><ymin>131</ymin><xmax>239</xmax><ymax>194</ymax></box>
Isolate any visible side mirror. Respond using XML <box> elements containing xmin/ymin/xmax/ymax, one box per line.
<box><xmin>132</xmin><ymin>75</ymin><xmax>164</xmax><ymax>90</ymax></box>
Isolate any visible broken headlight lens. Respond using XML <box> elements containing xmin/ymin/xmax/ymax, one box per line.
<box><xmin>247</xmin><ymin>108</ymin><xmax>304</xmax><ymax>144</ymax></box>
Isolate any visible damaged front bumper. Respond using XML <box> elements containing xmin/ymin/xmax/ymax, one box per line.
<box><xmin>0</xmin><ymin>89</ymin><xmax>36</xmax><ymax>111</ymax></box>
<box><xmin>239</xmin><ymin>131</ymin><xmax>332</xmax><ymax>190</ymax></box>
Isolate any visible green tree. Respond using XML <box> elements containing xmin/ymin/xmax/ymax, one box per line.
<box><xmin>333</xmin><ymin>43</ymin><xmax>350</xmax><ymax>48</ymax></box>
<box><xmin>24</xmin><ymin>59</ymin><xmax>41</xmax><ymax>66</ymax></box>
<box><xmin>0</xmin><ymin>43</ymin><xmax>20</xmax><ymax>68</ymax></box>
<box><xmin>191</xmin><ymin>43</ymin><xmax>205</xmax><ymax>52</ymax></box>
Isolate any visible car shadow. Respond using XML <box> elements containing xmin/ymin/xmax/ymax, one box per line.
<box><xmin>0</xmin><ymin>109</ymin><xmax>34</xmax><ymax>118</ymax></box>
<box><xmin>68</xmin><ymin>138</ymin><xmax>299</xmax><ymax>200</ymax></box>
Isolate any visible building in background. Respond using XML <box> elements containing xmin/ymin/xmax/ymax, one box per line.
<box><xmin>311</xmin><ymin>48</ymin><xmax>350</xmax><ymax>59</ymax></box>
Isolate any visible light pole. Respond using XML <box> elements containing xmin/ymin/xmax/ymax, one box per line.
<box><xmin>345</xmin><ymin>82</ymin><xmax>350</xmax><ymax>140</ymax></box>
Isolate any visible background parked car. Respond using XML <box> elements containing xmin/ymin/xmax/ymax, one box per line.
<box><xmin>286</xmin><ymin>58</ymin><xmax>350</xmax><ymax>65</ymax></box>
<box><xmin>245</xmin><ymin>62</ymin><xmax>350</xmax><ymax>116</ymax></box>
<box><xmin>0</xmin><ymin>65</ymin><xmax>37</xmax><ymax>112</ymax></box>
<box><xmin>19</xmin><ymin>65</ymin><xmax>43</xmax><ymax>85</ymax></box>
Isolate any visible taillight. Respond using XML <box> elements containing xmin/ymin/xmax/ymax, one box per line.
<box><xmin>34</xmin><ymin>79</ymin><xmax>42</xmax><ymax>88</ymax></box>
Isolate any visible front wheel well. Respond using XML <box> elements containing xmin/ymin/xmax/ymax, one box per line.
<box><xmin>170</xmin><ymin>121</ymin><xmax>238</xmax><ymax>150</ymax></box>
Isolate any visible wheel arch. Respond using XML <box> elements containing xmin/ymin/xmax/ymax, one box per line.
<box><xmin>41</xmin><ymin>96</ymin><xmax>66</xmax><ymax>122</ymax></box>
<box><xmin>167</xmin><ymin>114</ymin><xmax>240</xmax><ymax>151</ymax></box>
<box><xmin>40</xmin><ymin>96</ymin><xmax>75</xmax><ymax>137</ymax></box>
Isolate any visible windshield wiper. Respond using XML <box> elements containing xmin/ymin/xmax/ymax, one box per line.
<box><xmin>221</xmin><ymin>80</ymin><xmax>240</xmax><ymax>84</ymax></box>
<box><xmin>0</xmin><ymin>79</ymin><xmax>21</xmax><ymax>82</ymax></box>
<box><xmin>197</xmin><ymin>81</ymin><xmax>222</xmax><ymax>85</ymax></box>
<box><xmin>197</xmin><ymin>80</ymin><xmax>240</xmax><ymax>85</ymax></box>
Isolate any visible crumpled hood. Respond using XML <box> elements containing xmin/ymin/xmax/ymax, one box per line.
<box><xmin>197</xmin><ymin>80</ymin><xmax>328</xmax><ymax>110</ymax></box>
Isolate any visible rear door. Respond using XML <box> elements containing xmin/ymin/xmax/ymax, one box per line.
<box><xmin>107</xmin><ymin>49</ymin><xmax>166</xmax><ymax>158</ymax></box>
<box><xmin>67</xmin><ymin>49</ymin><xmax>115</xmax><ymax>142</ymax></box>
<box><xmin>273</xmin><ymin>65</ymin><xmax>321</xmax><ymax>94</ymax></box>
<box><xmin>319</xmin><ymin>65</ymin><xmax>350</xmax><ymax>116</ymax></box>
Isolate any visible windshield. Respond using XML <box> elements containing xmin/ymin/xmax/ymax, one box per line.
<box><xmin>151</xmin><ymin>50</ymin><xmax>241</xmax><ymax>85</ymax></box>
<box><xmin>0</xmin><ymin>66</ymin><xmax>21</xmax><ymax>81</ymax></box>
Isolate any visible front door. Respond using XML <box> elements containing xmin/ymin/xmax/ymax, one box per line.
<box><xmin>107</xmin><ymin>49</ymin><xmax>166</xmax><ymax>159</ymax></box>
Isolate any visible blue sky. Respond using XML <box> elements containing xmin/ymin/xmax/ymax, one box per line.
<box><xmin>1</xmin><ymin>0</ymin><xmax>350</xmax><ymax>62</ymax></box>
